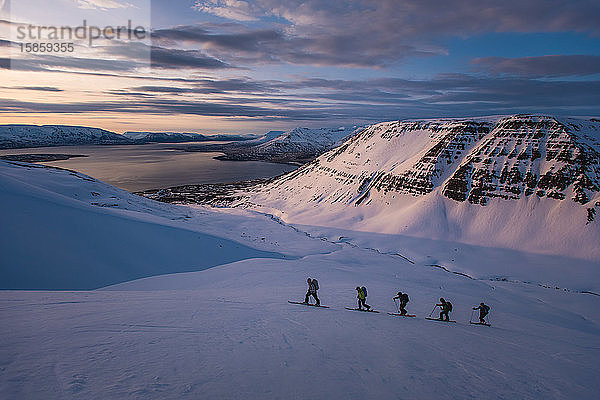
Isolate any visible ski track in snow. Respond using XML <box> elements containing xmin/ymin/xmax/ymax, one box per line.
<box><xmin>1</xmin><ymin>160</ymin><xmax>600</xmax><ymax>399</ymax></box>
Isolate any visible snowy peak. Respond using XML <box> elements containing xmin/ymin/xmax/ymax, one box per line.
<box><xmin>217</xmin><ymin>125</ymin><xmax>361</xmax><ymax>163</ymax></box>
<box><xmin>0</xmin><ymin>125</ymin><xmax>131</xmax><ymax>149</ymax></box>
<box><xmin>255</xmin><ymin>126</ymin><xmax>359</xmax><ymax>155</ymax></box>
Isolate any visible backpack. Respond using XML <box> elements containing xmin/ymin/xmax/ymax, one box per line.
<box><xmin>446</xmin><ymin>301</ymin><xmax>453</xmax><ymax>312</ymax></box>
<box><xmin>482</xmin><ymin>304</ymin><xmax>489</xmax><ymax>313</ymax></box>
<box><xmin>361</xmin><ymin>286</ymin><xmax>367</xmax><ymax>297</ymax></box>
<box><xmin>312</xmin><ymin>279</ymin><xmax>319</xmax><ymax>290</ymax></box>
<box><xmin>401</xmin><ymin>293</ymin><xmax>409</xmax><ymax>303</ymax></box>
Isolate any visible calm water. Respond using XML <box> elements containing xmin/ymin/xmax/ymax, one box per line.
<box><xmin>0</xmin><ymin>142</ymin><xmax>297</xmax><ymax>191</ymax></box>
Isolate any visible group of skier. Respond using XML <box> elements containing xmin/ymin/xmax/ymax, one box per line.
<box><xmin>301</xmin><ymin>277</ymin><xmax>491</xmax><ymax>324</ymax></box>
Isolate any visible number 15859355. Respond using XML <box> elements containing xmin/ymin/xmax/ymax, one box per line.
<box><xmin>20</xmin><ymin>43</ymin><xmax>74</xmax><ymax>53</ymax></box>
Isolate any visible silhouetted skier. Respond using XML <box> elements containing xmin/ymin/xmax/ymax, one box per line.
<box><xmin>436</xmin><ymin>298</ymin><xmax>452</xmax><ymax>321</ymax></box>
<box><xmin>304</xmin><ymin>278</ymin><xmax>320</xmax><ymax>306</ymax></box>
<box><xmin>356</xmin><ymin>286</ymin><xmax>370</xmax><ymax>310</ymax></box>
<box><xmin>473</xmin><ymin>302</ymin><xmax>490</xmax><ymax>323</ymax></box>
<box><xmin>393</xmin><ymin>291</ymin><xmax>409</xmax><ymax>315</ymax></box>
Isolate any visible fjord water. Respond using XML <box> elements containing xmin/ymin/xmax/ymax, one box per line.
<box><xmin>0</xmin><ymin>142</ymin><xmax>297</xmax><ymax>191</ymax></box>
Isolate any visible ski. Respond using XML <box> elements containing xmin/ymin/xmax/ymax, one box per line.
<box><xmin>288</xmin><ymin>301</ymin><xmax>329</xmax><ymax>308</ymax></box>
<box><xmin>469</xmin><ymin>321</ymin><xmax>491</xmax><ymax>326</ymax></box>
<box><xmin>388</xmin><ymin>313</ymin><xmax>416</xmax><ymax>317</ymax></box>
<box><xmin>344</xmin><ymin>307</ymin><xmax>380</xmax><ymax>313</ymax></box>
<box><xmin>425</xmin><ymin>317</ymin><xmax>456</xmax><ymax>323</ymax></box>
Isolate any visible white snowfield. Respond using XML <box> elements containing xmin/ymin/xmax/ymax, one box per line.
<box><xmin>1</xmin><ymin>160</ymin><xmax>600</xmax><ymax>399</ymax></box>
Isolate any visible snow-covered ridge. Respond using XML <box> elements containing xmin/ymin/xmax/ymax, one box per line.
<box><xmin>122</xmin><ymin>131</ymin><xmax>253</xmax><ymax>143</ymax></box>
<box><xmin>0</xmin><ymin>125</ymin><xmax>132</xmax><ymax>149</ymax></box>
<box><xmin>243</xmin><ymin>114</ymin><xmax>600</xmax><ymax>259</ymax></box>
<box><xmin>217</xmin><ymin>126</ymin><xmax>362</xmax><ymax>163</ymax></box>
<box><xmin>256</xmin><ymin>126</ymin><xmax>359</xmax><ymax>153</ymax></box>
<box><xmin>0</xmin><ymin>125</ymin><xmax>257</xmax><ymax>149</ymax></box>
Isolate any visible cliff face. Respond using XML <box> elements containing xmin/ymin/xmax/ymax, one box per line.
<box><xmin>443</xmin><ymin>115</ymin><xmax>600</xmax><ymax>207</ymax></box>
<box><xmin>244</xmin><ymin>114</ymin><xmax>600</xmax><ymax>258</ymax></box>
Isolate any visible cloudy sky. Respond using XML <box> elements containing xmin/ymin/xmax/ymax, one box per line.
<box><xmin>1</xmin><ymin>0</ymin><xmax>599</xmax><ymax>133</ymax></box>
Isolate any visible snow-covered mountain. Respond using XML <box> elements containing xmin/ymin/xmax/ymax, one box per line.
<box><xmin>123</xmin><ymin>131</ymin><xmax>253</xmax><ymax>143</ymax></box>
<box><xmin>0</xmin><ymin>125</ymin><xmax>256</xmax><ymax>149</ymax></box>
<box><xmin>0</xmin><ymin>125</ymin><xmax>133</xmax><ymax>149</ymax></box>
<box><xmin>244</xmin><ymin>114</ymin><xmax>600</xmax><ymax>259</ymax></box>
<box><xmin>218</xmin><ymin>126</ymin><xmax>361</xmax><ymax>163</ymax></box>
<box><xmin>243</xmin><ymin>130</ymin><xmax>285</xmax><ymax>144</ymax></box>
<box><xmin>256</xmin><ymin>126</ymin><xmax>359</xmax><ymax>154</ymax></box>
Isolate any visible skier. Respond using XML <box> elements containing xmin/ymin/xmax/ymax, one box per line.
<box><xmin>473</xmin><ymin>302</ymin><xmax>490</xmax><ymax>324</ymax></box>
<box><xmin>304</xmin><ymin>277</ymin><xmax>320</xmax><ymax>306</ymax></box>
<box><xmin>356</xmin><ymin>286</ymin><xmax>371</xmax><ymax>311</ymax></box>
<box><xmin>436</xmin><ymin>298</ymin><xmax>452</xmax><ymax>321</ymax></box>
<box><xmin>393</xmin><ymin>291</ymin><xmax>409</xmax><ymax>315</ymax></box>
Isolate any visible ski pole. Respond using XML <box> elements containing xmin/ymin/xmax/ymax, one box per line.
<box><xmin>428</xmin><ymin>305</ymin><xmax>438</xmax><ymax>317</ymax></box>
<box><xmin>394</xmin><ymin>298</ymin><xmax>399</xmax><ymax>313</ymax></box>
<box><xmin>470</xmin><ymin>309</ymin><xmax>475</xmax><ymax>323</ymax></box>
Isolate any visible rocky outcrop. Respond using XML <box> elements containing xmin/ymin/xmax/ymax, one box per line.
<box><xmin>442</xmin><ymin>115</ymin><xmax>600</xmax><ymax>206</ymax></box>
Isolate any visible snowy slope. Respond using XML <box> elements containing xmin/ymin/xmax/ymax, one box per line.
<box><xmin>0</xmin><ymin>125</ymin><xmax>132</xmax><ymax>149</ymax></box>
<box><xmin>244</xmin><ymin>115</ymin><xmax>600</xmax><ymax>260</ymax></box>
<box><xmin>1</xmin><ymin>232</ymin><xmax>600</xmax><ymax>399</ymax></box>
<box><xmin>0</xmin><ymin>160</ymin><xmax>288</xmax><ymax>289</ymax></box>
<box><xmin>1</xmin><ymin>157</ymin><xmax>600</xmax><ymax>399</ymax></box>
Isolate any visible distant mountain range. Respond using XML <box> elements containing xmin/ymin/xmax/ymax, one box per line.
<box><xmin>0</xmin><ymin>125</ymin><xmax>254</xmax><ymax>149</ymax></box>
<box><xmin>241</xmin><ymin>114</ymin><xmax>600</xmax><ymax>259</ymax></box>
<box><xmin>0</xmin><ymin>125</ymin><xmax>132</xmax><ymax>149</ymax></box>
<box><xmin>0</xmin><ymin>125</ymin><xmax>353</xmax><ymax>161</ymax></box>
<box><xmin>122</xmin><ymin>131</ymin><xmax>253</xmax><ymax>143</ymax></box>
